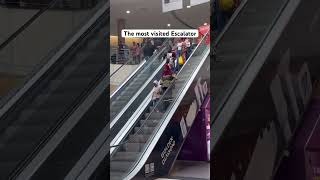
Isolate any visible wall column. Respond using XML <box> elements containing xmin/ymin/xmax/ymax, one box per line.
<box><xmin>117</xmin><ymin>18</ymin><xmax>126</xmax><ymax>45</ymax></box>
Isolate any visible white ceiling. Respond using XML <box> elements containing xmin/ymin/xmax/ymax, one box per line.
<box><xmin>110</xmin><ymin>0</ymin><xmax>210</xmax><ymax>35</ymax></box>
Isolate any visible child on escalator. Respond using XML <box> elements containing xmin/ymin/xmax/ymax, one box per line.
<box><xmin>151</xmin><ymin>80</ymin><xmax>162</xmax><ymax>112</ymax></box>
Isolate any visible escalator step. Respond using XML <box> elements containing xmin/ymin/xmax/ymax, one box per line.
<box><xmin>110</xmin><ymin>160</ymin><xmax>134</xmax><ymax>172</ymax></box>
<box><xmin>129</xmin><ymin>134</ymin><xmax>149</xmax><ymax>143</ymax></box>
<box><xmin>123</xmin><ymin>142</ymin><xmax>144</xmax><ymax>152</ymax></box>
<box><xmin>112</xmin><ymin>152</ymin><xmax>140</xmax><ymax>161</ymax></box>
<box><xmin>110</xmin><ymin>171</ymin><xmax>125</xmax><ymax>180</ymax></box>
<box><xmin>144</xmin><ymin>112</ymin><xmax>163</xmax><ymax>119</ymax></box>
<box><xmin>135</xmin><ymin>127</ymin><xmax>154</xmax><ymax>135</ymax></box>
<box><xmin>140</xmin><ymin>120</ymin><xmax>159</xmax><ymax>127</ymax></box>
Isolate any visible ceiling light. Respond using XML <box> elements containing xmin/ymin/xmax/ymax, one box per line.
<box><xmin>187</xmin><ymin>5</ymin><xmax>191</xmax><ymax>8</ymax></box>
<box><xmin>167</xmin><ymin>24</ymin><xmax>171</xmax><ymax>27</ymax></box>
<box><xmin>126</xmin><ymin>10</ymin><xmax>130</xmax><ymax>14</ymax></box>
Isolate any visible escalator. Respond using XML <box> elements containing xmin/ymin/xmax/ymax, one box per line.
<box><xmin>60</xmin><ymin>31</ymin><xmax>210</xmax><ymax>180</ymax></box>
<box><xmin>211</xmin><ymin>0</ymin><xmax>295</xmax><ymax>149</ymax></box>
<box><xmin>0</xmin><ymin>0</ymin><xmax>107</xmax><ymax>179</ymax></box>
<box><xmin>109</xmin><ymin>32</ymin><xmax>209</xmax><ymax>180</ymax></box>
<box><xmin>110</xmin><ymin>40</ymin><xmax>170</xmax><ymax>140</ymax></box>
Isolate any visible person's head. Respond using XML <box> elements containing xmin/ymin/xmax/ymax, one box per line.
<box><xmin>137</xmin><ymin>43</ymin><xmax>140</xmax><ymax>46</ymax></box>
<box><xmin>153</xmin><ymin>80</ymin><xmax>158</xmax><ymax>87</ymax></box>
<box><xmin>166</xmin><ymin>58</ymin><xmax>170</xmax><ymax>64</ymax></box>
<box><xmin>172</xmin><ymin>52</ymin><xmax>176</xmax><ymax>58</ymax></box>
<box><xmin>132</xmin><ymin>41</ymin><xmax>136</xmax><ymax>45</ymax></box>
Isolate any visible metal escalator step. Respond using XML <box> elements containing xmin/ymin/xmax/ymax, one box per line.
<box><xmin>110</xmin><ymin>171</ymin><xmax>125</xmax><ymax>180</ymax></box>
<box><xmin>110</xmin><ymin>104</ymin><xmax>124</xmax><ymax>113</ymax></box>
<box><xmin>120</xmin><ymin>90</ymin><xmax>136</xmax><ymax>97</ymax></box>
<box><xmin>123</xmin><ymin>142</ymin><xmax>144</xmax><ymax>152</ymax></box>
<box><xmin>110</xmin><ymin>160</ymin><xmax>134</xmax><ymax>172</ymax></box>
<box><xmin>112</xmin><ymin>152</ymin><xmax>140</xmax><ymax>161</ymax></box>
<box><xmin>135</xmin><ymin>126</ymin><xmax>154</xmax><ymax>135</ymax></box>
<box><xmin>140</xmin><ymin>119</ymin><xmax>159</xmax><ymax>127</ymax></box>
<box><xmin>111</xmin><ymin>99</ymin><xmax>127</xmax><ymax>107</ymax></box>
<box><xmin>129</xmin><ymin>134</ymin><xmax>150</xmax><ymax>143</ymax></box>
<box><xmin>114</xmin><ymin>94</ymin><xmax>133</xmax><ymax>102</ymax></box>
<box><xmin>146</xmin><ymin>112</ymin><xmax>164</xmax><ymax>119</ymax></box>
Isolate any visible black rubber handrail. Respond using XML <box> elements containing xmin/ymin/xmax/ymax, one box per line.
<box><xmin>0</xmin><ymin>0</ymin><xmax>59</xmax><ymax>51</ymax></box>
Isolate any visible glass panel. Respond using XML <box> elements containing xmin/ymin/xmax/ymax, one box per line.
<box><xmin>0</xmin><ymin>0</ymin><xmax>105</xmax><ymax>108</ymax></box>
<box><xmin>212</xmin><ymin>0</ymin><xmax>289</xmax><ymax>121</ymax></box>
<box><xmin>110</xmin><ymin>32</ymin><xmax>210</xmax><ymax>180</ymax></box>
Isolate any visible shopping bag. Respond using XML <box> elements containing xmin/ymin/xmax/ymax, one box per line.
<box><xmin>178</xmin><ymin>55</ymin><xmax>184</xmax><ymax>65</ymax></box>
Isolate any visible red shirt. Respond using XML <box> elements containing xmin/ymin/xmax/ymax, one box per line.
<box><xmin>162</xmin><ymin>63</ymin><xmax>172</xmax><ymax>77</ymax></box>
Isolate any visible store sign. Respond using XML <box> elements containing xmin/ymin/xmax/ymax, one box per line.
<box><xmin>162</xmin><ymin>0</ymin><xmax>183</xmax><ymax>13</ymax></box>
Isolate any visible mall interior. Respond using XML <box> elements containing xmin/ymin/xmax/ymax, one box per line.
<box><xmin>0</xmin><ymin>0</ymin><xmax>320</xmax><ymax>180</ymax></box>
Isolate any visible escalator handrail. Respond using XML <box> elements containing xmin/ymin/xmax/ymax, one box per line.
<box><xmin>0</xmin><ymin>0</ymin><xmax>60</xmax><ymax>51</ymax></box>
<box><xmin>124</xmin><ymin>33</ymin><xmax>210</xmax><ymax>180</ymax></box>
<box><xmin>110</xmin><ymin>31</ymin><xmax>209</xmax><ymax>149</ymax></box>
<box><xmin>9</xmin><ymin>5</ymin><xmax>109</xmax><ymax>180</ymax></box>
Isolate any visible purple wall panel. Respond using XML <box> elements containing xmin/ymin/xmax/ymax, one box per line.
<box><xmin>177</xmin><ymin>96</ymin><xmax>210</xmax><ymax>161</ymax></box>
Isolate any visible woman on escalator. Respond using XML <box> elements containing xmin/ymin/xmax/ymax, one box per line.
<box><xmin>160</xmin><ymin>59</ymin><xmax>174</xmax><ymax>92</ymax></box>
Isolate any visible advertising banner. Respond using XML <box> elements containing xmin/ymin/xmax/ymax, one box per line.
<box><xmin>162</xmin><ymin>0</ymin><xmax>183</xmax><ymax>13</ymax></box>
